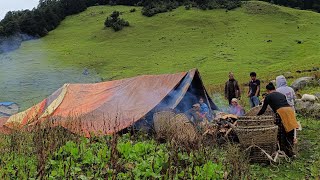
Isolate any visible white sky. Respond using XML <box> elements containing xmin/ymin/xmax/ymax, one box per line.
<box><xmin>0</xmin><ymin>0</ymin><xmax>39</xmax><ymax>20</ymax></box>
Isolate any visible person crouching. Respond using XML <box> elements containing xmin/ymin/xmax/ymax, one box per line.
<box><xmin>228</xmin><ymin>98</ymin><xmax>245</xmax><ymax>116</ymax></box>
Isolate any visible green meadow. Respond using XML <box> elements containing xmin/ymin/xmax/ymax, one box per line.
<box><xmin>26</xmin><ymin>1</ymin><xmax>320</xmax><ymax>81</ymax></box>
<box><xmin>0</xmin><ymin>1</ymin><xmax>320</xmax><ymax>178</ymax></box>
<box><xmin>0</xmin><ymin>1</ymin><xmax>320</xmax><ymax>108</ymax></box>
<box><xmin>35</xmin><ymin>1</ymin><xmax>320</xmax><ymax>81</ymax></box>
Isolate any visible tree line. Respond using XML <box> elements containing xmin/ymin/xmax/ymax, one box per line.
<box><xmin>260</xmin><ymin>0</ymin><xmax>320</xmax><ymax>12</ymax></box>
<box><xmin>0</xmin><ymin>0</ymin><xmax>241</xmax><ymax>38</ymax></box>
<box><xmin>0</xmin><ymin>0</ymin><xmax>87</xmax><ymax>38</ymax></box>
<box><xmin>1</xmin><ymin>0</ymin><xmax>319</xmax><ymax>39</ymax></box>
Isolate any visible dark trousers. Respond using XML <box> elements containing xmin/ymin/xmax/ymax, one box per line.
<box><xmin>276</xmin><ymin>114</ymin><xmax>295</xmax><ymax>157</ymax></box>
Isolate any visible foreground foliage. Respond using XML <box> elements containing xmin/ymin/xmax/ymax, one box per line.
<box><xmin>0</xmin><ymin>130</ymin><xmax>226</xmax><ymax>179</ymax></box>
<box><xmin>0</xmin><ymin>115</ymin><xmax>319</xmax><ymax>179</ymax></box>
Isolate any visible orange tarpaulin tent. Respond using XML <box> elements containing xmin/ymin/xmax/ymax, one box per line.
<box><xmin>1</xmin><ymin>69</ymin><xmax>217</xmax><ymax>136</ymax></box>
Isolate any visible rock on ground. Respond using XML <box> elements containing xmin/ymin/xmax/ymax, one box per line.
<box><xmin>291</xmin><ymin>77</ymin><xmax>316</xmax><ymax>91</ymax></box>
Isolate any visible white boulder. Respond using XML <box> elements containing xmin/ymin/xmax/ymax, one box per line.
<box><xmin>301</xmin><ymin>94</ymin><xmax>319</xmax><ymax>102</ymax></box>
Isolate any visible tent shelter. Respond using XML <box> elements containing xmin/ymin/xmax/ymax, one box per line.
<box><xmin>1</xmin><ymin>69</ymin><xmax>217</xmax><ymax>136</ymax></box>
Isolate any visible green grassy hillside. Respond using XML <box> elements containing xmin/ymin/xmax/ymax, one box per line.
<box><xmin>0</xmin><ymin>1</ymin><xmax>320</xmax><ymax>109</ymax></box>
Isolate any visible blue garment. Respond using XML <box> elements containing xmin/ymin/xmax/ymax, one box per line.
<box><xmin>229</xmin><ymin>105</ymin><xmax>245</xmax><ymax>116</ymax></box>
<box><xmin>200</xmin><ymin>103</ymin><xmax>209</xmax><ymax>114</ymax></box>
<box><xmin>200</xmin><ymin>102</ymin><xmax>213</xmax><ymax>121</ymax></box>
<box><xmin>0</xmin><ymin>102</ymin><xmax>15</xmax><ymax>106</ymax></box>
<box><xmin>249</xmin><ymin>96</ymin><xmax>260</xmax><ymax>108</ymax></box>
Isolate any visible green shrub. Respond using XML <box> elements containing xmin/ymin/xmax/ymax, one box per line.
<box><xmin>130</xmin><ymin>8</ymin><xmax>136</xmax><ymax>12</ymax></box>
<box><xmin>104</xmin><ymin>11</ymin><xmax>129</xmax><ymax>31</ymax></box>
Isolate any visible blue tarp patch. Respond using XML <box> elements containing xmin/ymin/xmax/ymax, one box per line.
<box><xmin>0</xmin><ymin>102</ymin><xmax>16</xmax><ymax>106</ymax></box>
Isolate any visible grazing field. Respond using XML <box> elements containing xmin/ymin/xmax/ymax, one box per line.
<box><xmin>0</xmin><ymin>1</ymin><xmax>320</xmax><ymax>109</ymax></box>
<box><xmin>0</xmin><ymin>1</ymin><xmax>320</xmax><ymax>178</ymax></box>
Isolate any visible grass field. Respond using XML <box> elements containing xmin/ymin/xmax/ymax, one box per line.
<box><xmin>0</xmin><ymin>1</ymin><xmax>320</xmax><ymax>108</ymax></box>
<box><xmin>0</xmin><ymin>2</ymin><xmax>320</xmax><ymax>177</ymax></box>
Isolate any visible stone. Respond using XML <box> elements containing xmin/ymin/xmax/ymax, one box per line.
<box><xmin>295</xmin><ymin>99</ymin><xmax>310</xmax><ymax>113</ymax></box>
<box><xmin>291</xmin><ymin>77</ymin><xmax>315</xmax><ymax>91</ymax></box>
<box><xmin>284</xmin><ymin>71</ymin><xmax>291</xmax><ymax>77</ymax></box>
<box><xmin>312</xmin><ymin>67</ymin><xmax>319</xmax><ymax>71</ymax></box>
<box><xmin>302</xmin><ymin>94</ymin><xmax>318</xmax><ymax>102</ymax></box>
<box><xmin>308</xmin><ymin>103</ymin><xmax>320</xmax><ymax>119</ymax></box>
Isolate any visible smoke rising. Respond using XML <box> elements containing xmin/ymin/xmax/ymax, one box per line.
<box><xmin>0</xmin><ymin>33</ymin><xmax>35</xmax><ymax>54</ymax></box>
<box><xmin>0</xmin><ymin>45</ymin><xmax>101</xmax><ymax>110</ymax></box>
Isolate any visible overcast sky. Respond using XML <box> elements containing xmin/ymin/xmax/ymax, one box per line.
<box><xmin>0</xmin><ymin>0</ymin><xmax>39</xmax><ymax>20</ymax></box>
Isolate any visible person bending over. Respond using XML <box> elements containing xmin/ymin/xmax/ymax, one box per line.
<box><xmin>257</xmin><ymin>83</ymin><xmax>299</xmax><ymax>157</ymax></box>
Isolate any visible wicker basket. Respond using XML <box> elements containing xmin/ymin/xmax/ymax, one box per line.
<box><xmin>235</xmin><ymin>125</ymin><xmax>278</xmax><ymax>146</ymax></box>
<box><xmin>153</xmin><ymin>112</ymin><xmax>199</xmax><ymax>144</ymax></box>
<box><xmin>170</xmin><ymin>113</ymin><xmax>199</xmax><ymax>144</ymax></box>
<box><xmin>238</xmin><ymin>116</ymin><xmax>274</xmax><ymax>120</ymax></box>
<box><xmin>237</xmin><ymin>115</ymin><xmax>275</xmax><ymax>128</ymax></box>
<box><xmin>153</xmin><ymin>111</ymin><xmax>176</xmax><ymax>138</ymax></box>
<box><xmin>236</xmin><ymin>114</ymin><xmax>278</xmax><ymax>163</ymax></box>
<box><xmin>242</xmin><ymin>142</ymin><xmax>277</xmax><ymax>163</ymax></box>
<box><xmin>245</xmin><ymin>105</ymin><xmax>274</xmax><ymax>116</ymax></box>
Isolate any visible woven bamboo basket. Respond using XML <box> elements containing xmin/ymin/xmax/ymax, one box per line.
<box><xmin>245</xmin><ymin>105</ymin><xmax>274</xmax><ymax>116</ymax></box>
<box><xmin>169</xmin><ymin>113</ymin><xmax>199</xmax><ymax>144</ymax></box>
<box><xmin>237</xmin><ymin>116</ymin><xmax>275</xmax><ymax>127</ymax></box>
<box><xmin>153</xmin><ymin>111</ymin><xmax>176</xmax><ymax>139</ymax></box>
<box><xmin>238</xmin><ymin>116</ymin><xmax>274</xmax><ymax>120</ymax></box>
<box><xmin>242</xmin><ymin>142</ymin><xmax>277</xmax><ymax>163</ymax></box>
<box><xmin>235</xmin><ymin>125</ymin><xmax>278</xmax><ymax>146</ymax></box>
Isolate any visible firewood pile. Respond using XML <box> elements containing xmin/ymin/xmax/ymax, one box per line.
<box><xmin>153</xmin><ymin>109</ymin><xmax>279</xmax><ymax>160</ymax></box>
<box><xmin>153</xmin><ymin>111</ymin><xmax>240</xmax><ymax>146</ymax></box>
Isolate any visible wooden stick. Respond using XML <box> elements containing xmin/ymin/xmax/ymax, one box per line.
<box><xmin>224</xmin><ymin>122</ymin><xmax>237</xmax><ymax>137</ymax></box>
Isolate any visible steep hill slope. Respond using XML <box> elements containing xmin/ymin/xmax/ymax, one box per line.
<box><xmin>0</xmin><ymin>1</ymin><xmax>320</xmax><ymax>109</ymax></box>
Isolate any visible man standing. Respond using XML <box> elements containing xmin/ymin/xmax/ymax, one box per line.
<box><xmin>247</xmin><ymin>72</ymin><xmax>260</xmax><ymax>108</ymax></box>
<box><xmin>224</xmin><ymin>72</ymin><xmax>241</xmax><ymax>104</ymax></box>
<box><xmin>276</xmin><ymin>75</ymin><xmax>296</xmax><ymax>110</ymax></box>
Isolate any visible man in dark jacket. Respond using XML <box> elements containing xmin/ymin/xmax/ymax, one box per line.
<box><xmin>224</xmin><ymin>72</ymin><xmax>241</xmax><ymax>104</ymax></box>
